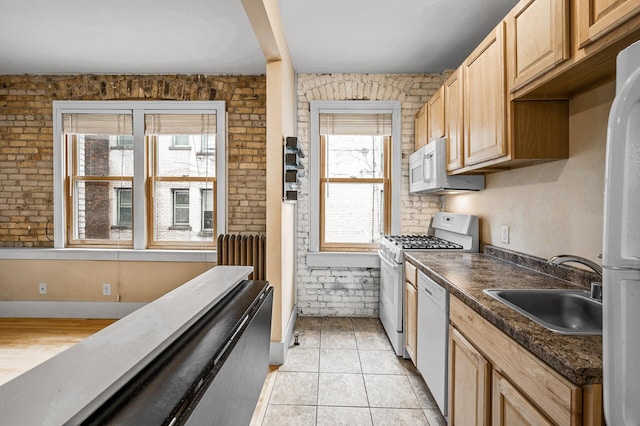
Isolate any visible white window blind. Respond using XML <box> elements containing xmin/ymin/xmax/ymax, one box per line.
<box><xmin>145</xmin><ymin>114</ymin><xmax>216</xmax><ymax>135</ymax></box>
<box><xmin>319</xmin><ymin>113</ymin><xmax>392</xmax><ymax>136</ymax></box>
<box><xmin>62</xmin><ymin>113</ymin><xmax>133</xmax><ymax>135</ymax></box>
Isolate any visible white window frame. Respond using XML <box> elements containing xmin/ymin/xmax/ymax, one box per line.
<box><xmin>308</xmin><ymin>100</ymin><xmax>401</xmax><ymax>268</ymax></box>
<box><xmin>53</xmin><ymin>100</ymin><xmax>227</xmax><ymax>254</ymax></box>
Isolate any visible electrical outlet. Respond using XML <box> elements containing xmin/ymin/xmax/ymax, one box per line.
<box><xmin>501</xmin><ymin>225</ymin><xmax>510</xmax><ymax>244</ymax></box>
<box><xmin>39</xmin><ymin>283</ymin><xmax>47</xmax><ymax>295</ymax></box>
<box><xmin>103</xmin><ymin>283</ymin><xmax>111</xmax><ymax>296</ymax></box>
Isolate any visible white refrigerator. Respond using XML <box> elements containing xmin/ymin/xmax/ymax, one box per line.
<box><xmin>603</xmin><ymin>39</ymin><xmax>640</xmax><ymax>425</ymax></box>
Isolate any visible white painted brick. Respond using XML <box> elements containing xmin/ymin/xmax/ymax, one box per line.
<box><xmin>295</xmin><ymin>72</ymin><xmax>444</xmax><ymax>317</ymax></box>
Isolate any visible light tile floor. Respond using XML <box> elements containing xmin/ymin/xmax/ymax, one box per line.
<box><xmin>252</xmin><ymin>316</ymin><xmax>447</xmax><ymax>426</ymax></box>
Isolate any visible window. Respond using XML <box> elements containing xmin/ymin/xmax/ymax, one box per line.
<box><xmin>321</xmin><ymin>133</ymin><xmax>390</xmax><ymax>250</ymax></box>
<box><xmin>172</xmin><ymin>189</ymin><xmax>190</xmax><ymax>226</ymax></box>
<box><xmin>171</xmin><ymin>135</ymin><xmax>190</xmax><ymax>148</ymax></box>
<box><xmin>62</xmin><ymin>113</ymin><xmax>134</xmax><ymax>246</ymax></box>
<box><xmin>148</xmin><ymin>114</ymin><xmax>217</xmax><ymax>247</ymax></box>
<box><xmin>309</xmin><ymin>101</ymin><xmax>401</xmax><ymax>261</ymax></box>
<box><xmin>115</xmin><ymin>135</ymin><xmax>133</xmax><ymax>148</ymax></box>
<box><xmin>201</xmin><ymin>189</ymin><xmax>213</xmax><ymax>231</ymax></box>
<box><xmin>200</xmin><ymin>134</ymin><xmax>215</xmax><ymax>153</ymax></box>
<box><xmin>116</xmin><ymin>188</ymin><xmax>132</xmax><ymax>228</ymax></box>
<box><xmin>53</xmin><ymin>101</ymin><xmax>226</xmax><ymax>250</ymax></box>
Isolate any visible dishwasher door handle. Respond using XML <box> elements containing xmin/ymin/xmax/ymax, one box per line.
<box><xmin>422</xmin><ymin>286</ymin><xmax>433</xmax><ymax>296</ymax></box>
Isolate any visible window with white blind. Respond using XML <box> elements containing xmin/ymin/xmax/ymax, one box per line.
<box><xmin>53</xmin><ymin>101</ymin><xmax>226</xmax><ymax>250</ymax></box>
<box><xmin>309</xmin><ymin>101</ymin><xmax>401</xmax><ymax>259</ymax></box>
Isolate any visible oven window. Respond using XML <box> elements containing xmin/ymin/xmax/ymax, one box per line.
<box><xmin>320</xmin><ymin>129</ymin><xmax>391</xmax><ymax>251</ymax></box>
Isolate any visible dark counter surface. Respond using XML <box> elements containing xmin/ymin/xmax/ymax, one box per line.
<box><xmin>404</xmin><ymin>250</ymin><xmax>602</xmax><ymax>385</ymax></box>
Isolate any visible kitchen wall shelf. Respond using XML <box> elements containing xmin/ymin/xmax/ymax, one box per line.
<box><xmin>283</xmin><ymin>136</ymin><xmax>303</xmax><ymax>201</ymax></box>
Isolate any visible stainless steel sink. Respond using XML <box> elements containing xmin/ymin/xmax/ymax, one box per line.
<box><xmin>483</xmin><ymin>289</ymin><xmax>602</xmax><ymax>335</ymax></box>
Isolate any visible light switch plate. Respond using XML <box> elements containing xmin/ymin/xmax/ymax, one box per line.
<box><xmin>501</xmin><ymin>226</ymin><xmax>510</xmax><ymax>244</ymax></box>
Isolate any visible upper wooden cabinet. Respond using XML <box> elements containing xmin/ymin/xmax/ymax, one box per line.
<box><xmin>464</xmin><ymin>23</ymin><xmax>508</xmax><ymax>167</ymax></box>
<box><xmin>578</xmin><ymin>0</ymin><xmax>640</xmax><ymax>48</ymax></box>
<box><xmin>454</xmin><ymin>20</ymin><xmax>569</xmax><ymax>174</ymax></box>
<box><xmin>507</xmin><ymin>0</ymin><xmax>571</xmax><ymax>91</ymax></box>
<box><xmin>414</xmin><ymin>103</ymin><xmax>428</xmax><ymax>151</ymax></box>
<box><xmin>427</xmin><ymin>86</ymin><xmax>445</xmax><ymax>141</ymax></box>
<box><xmin>444</xmin><ymin>67</ymin><xmax>464</xmax><ymax>171</ymax></box>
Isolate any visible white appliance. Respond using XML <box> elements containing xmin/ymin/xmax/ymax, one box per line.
<box><xmin>378</xmin><ymin>212</ymin><xmax>478</xmax><ymax>356</ymax></box>
<box><xmin>409</xmin><ymin>137</ymin><xmax>485</xmax><ymax>194</ymax></box>
<box><xmin>417</xmin><ymin>270</ymin><xmax>449</xmax><ymax>417</ymax></box>
<box><xmin>603</xmin><ymin>40</ymin><xmax>640</xmax><ymax>425</ymax></box>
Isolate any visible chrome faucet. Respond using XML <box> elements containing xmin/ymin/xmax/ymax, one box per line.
<box><xmin>547</xmin><ymin>255</ymin><xmax>603</xmax><ymax>300</ymax></box>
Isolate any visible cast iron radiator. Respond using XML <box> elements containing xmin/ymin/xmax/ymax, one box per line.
<box><xmin>82</xmin><ymin>280</ymin><xmax>273</xmax><ymax>426</ymax></box>
<box><xmin>217</xmin><ymin>234</ymin><xmax>266</xmax><ymax>280</ymax></box>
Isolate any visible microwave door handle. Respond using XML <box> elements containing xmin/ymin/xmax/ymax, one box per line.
<box><xmin>423</xmin><ymin>153</ymin><xmax>433</xmax><ymax>183</ymax></box>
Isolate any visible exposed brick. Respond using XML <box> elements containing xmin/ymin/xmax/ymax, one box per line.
<box><xmin>0</xmin><ymin>74</ymin><xmax>267</xmax><ymax>246</ymax></box>
<box><xmin>296</xmin><ymin>73</ymin><xmax>444</xmax><ymax>317</ymax></box>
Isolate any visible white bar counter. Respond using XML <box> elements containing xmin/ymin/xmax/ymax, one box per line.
<box><xmin>0</xmin><ymin>265</ymin><xmax>253</xmax><ymax>425</ymax></box>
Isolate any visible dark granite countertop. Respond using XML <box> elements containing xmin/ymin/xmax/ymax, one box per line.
<box><xmin>404</xmin><ymin>249</ymin><xmax>602</xmax><ymax>386</ymax></box>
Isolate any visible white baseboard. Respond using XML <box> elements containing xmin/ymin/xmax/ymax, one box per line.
<box><xmin>0</xmin><ymin>301</ymin><xmax>146</xmax><ymax>319</ymax></box>
<box><xmin>269</xmin><ymin>304</ymin><xmax>297</xmax><ymax>365</ymax></box>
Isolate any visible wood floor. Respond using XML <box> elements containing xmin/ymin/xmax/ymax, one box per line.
<box><xmin>0</xmin><ymin>318</ymin><xmax>116</xmax><ymax>386</ymax></box>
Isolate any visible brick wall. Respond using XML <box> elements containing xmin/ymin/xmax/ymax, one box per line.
<box><xmin>296</xmin><ymin>73</ymin><xmax>444</xmax><ymax>317</ymax></box>
<box><xmin>0</xmin><ymin>74</ymin><xmax>266</xmax><ymax>247</ymax></box>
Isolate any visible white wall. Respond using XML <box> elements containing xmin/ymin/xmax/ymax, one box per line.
<box><xmin>445</xmin><ymin>81</ymin><xmax>614</xmax><ymax>264</ymax></box>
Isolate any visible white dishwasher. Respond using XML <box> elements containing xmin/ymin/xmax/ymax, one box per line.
<box><xmin>417</xmin><ymin>270</ymin><xmax>449</xmax><ymax>417</ymax></box>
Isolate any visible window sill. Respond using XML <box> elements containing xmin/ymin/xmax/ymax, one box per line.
<box><xmin>0</xmin><ymin>248</ymin><xmax>216</xmax><ymax>262</ymax></box>
<box><xmin>306</xmin><ymin>251</ymin><xmax>380</xmax><ymax>268</ymax></box>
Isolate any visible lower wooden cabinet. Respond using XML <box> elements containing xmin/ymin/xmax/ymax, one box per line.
<box><xmin>449</xmin><ymin>327</ymin><xmax>491</xmax><ymax>426</ymax></box>
<box><xmin>492</xmin><ymin>370</ymin><xmax>553</xmax><ymax>426</ymax></box>
<box><xmin>404</xmin><ymin>281</ymin><xmax>417</xmax><ymax>363</ymax></box>
<box><xmin>449</xmin><ymin>296</ymin><xmax>603</xmax><ymax>425</ymax></box>
<box><xmin>404</xmin><ymin>261</ymin><xmax>418</xmax><ymax>364</ymax></box>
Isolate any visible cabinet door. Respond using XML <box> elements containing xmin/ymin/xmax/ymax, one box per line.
<box><xmin>578</xmin><ymin>0</ymin><xmax>640</xmax><ymax>47</ymax></box>
<box><xmin>428</xmin><ymin>86</ymin><xmax>445</xmax><ymax>141</ymax></box>
<box><xmin>464</xmin><ymin>22</ymin><xmax>507</xmax><ymax>167</ymax></box>
<box><xmin>449</xmin><ymin>326</ymin><xmax>491</xmax><ymax>426</ymax></box>
<box><xmin>508</xmin><ymin>0</ymin><xmax>570</xmax><ymax>90</ymax></box>
<box><xmin>444</xmin><ymin>67</ymin><xmax>464</xmax><ymax>171</ymax></box>
<box><xmin>414</xmin><ymin>104</ymin><xmax>428</xmax><ymax>151</ymax></box>
<box><xmin>492</xmin><ymin>370</ymin><xmax>554</xmax><ymax>426</ymax></box>
<box><xmin>404</xmin><ymin>281</ymin><xmax>418</xmax><ymax>363</ymax></box>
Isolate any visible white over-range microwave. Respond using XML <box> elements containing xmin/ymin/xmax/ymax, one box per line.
<box><xmin>409</xmin><ymin>138</ymin><xmax>485</xmax><ymax>194</ymax></box>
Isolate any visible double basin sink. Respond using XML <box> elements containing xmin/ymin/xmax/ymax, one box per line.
<box><xmin>483</xmin><ymin>288</ymin><xmax>602</xmax><ymax>335</ymax></box>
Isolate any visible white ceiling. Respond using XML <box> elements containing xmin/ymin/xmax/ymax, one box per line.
<box><xmin>0</xmin><ymin>0</ymin><xmax>518</xmax><ymax>75</ymax></box>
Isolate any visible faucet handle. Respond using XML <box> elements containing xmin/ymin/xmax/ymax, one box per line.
<box><xmin>590</xmin><ymin>282</ymin><xmax>602</xmax><ymax>300</ymax></box>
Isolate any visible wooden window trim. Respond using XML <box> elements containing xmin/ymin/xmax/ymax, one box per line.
<box><xmin>66</xmin><ymin>134</ymin><xmax>134</xmax><ymax>248</ymax></box>
<box><xmin>147</xmin><ymin>135</ymin><xmax>216</xmax><ymax>250</ymax></box>
<box><xmin>319</xmin><ymin>135</ymin><xmax>391</xmax><ymax>252</ymax></box>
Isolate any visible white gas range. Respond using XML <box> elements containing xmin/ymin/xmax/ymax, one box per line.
<box><xmin>378</xmin><ymin>212</ymin><xmax>479</xmax><ymax>357</ymax></box>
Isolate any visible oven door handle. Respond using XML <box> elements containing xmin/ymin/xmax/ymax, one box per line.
<box><xmin>378</xmin><ymin>251</ymin><xmax>400</xmax><ymax>272</ymax></box>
